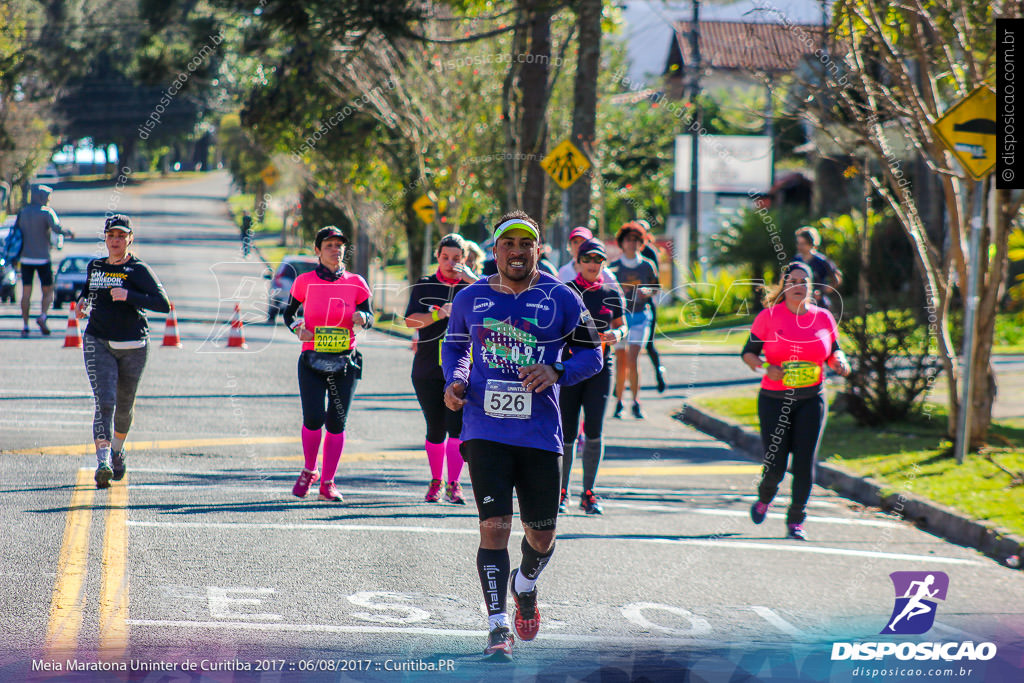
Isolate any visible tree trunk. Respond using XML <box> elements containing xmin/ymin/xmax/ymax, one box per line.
<box><xmin>502</xmin><ymin>19</ymin><xmax>528</xmax><ymax>210</ymax></box>
<box><xmin>568</xmin><ymin>0</ymin><xmax>601</xmax><ymax>229</ymax></box>
<box><xmin>518</xmin><ymin>2</ymin><xmax>552</xmax><ymax>222</ymax></box>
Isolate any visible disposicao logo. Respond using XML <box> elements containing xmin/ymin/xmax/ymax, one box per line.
<box><xmin>882</xmin><ymin>571</ymin><xmax>948</xmax><ymax>635</ymax></box>
<box><xmin>831</xmin><ymin>571</ymin><xmax>997</xmax><ymax>662</ymax></box>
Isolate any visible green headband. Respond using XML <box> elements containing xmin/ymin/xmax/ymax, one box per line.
<box><xmin>493</xmin><ymin>219</ymin><xmax>539</xmax><ymax>241</ymax></box>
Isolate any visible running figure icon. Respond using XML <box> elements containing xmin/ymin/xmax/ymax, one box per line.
<box><xmin>882</xmin><ymin>571</ymin><xmax>949</xmax><ymax>635</ymax></box>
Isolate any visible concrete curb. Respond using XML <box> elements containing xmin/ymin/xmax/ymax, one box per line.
<box><xmin>675</xmin><ymin>402</ymin><xmax>1024</xmax><ymax>565</ymax></box>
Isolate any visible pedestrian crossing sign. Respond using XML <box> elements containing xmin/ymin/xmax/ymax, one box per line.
<box><xmin>932</xmin><ymin>86</ymin><xmax>997</xmax><ymax>180</ymax></box>
<box><xmin>541</xmin><ymin>140</ymin><xmax>591</xmax><ymax>189</ymax></box>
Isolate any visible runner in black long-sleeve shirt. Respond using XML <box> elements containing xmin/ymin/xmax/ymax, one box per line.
<box><xmin>76</xmin><ymin>215</ymin><xmax>170</xmax><ymax>488</ymax></box>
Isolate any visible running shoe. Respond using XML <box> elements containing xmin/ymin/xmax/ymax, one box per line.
<box><xmin>509</xmin><ymin>568</ymin><xmax>540</xmax><ymax>641</ymax></box>
<box><xmin>613</xmin><ymin>401</ymin><xmax>624</xmax><ymax>419</ymax></box>
<box><xmin>318</xmin><ymin>481</ymin><xmax>344</xmax><ymax>502</ymax></box>
<box><xmin>632</xmin><ymin>401</ymin><xmax>645</xmax><ymax>419</ymax></box>
<box><xmin>425</xmin><ymin>478</ymin><xmax>442</xmax><ymax>503</ymax></box>
<box><xmin>445</xmin><ymin>481</ymin><xmax>466</xmax><ymax>505</ymax></box>
<box><xmin>37</xmin><ymin>316</ymin><xmax>51</xmax><ymax>336</ymax></box>
<box><xmin>484</xmin><ymin>625</ymin><xmax>514</xmax><ymax>656</ymax></box>
<box><xmin>111</xmin><ymin>450</ymin><xmax>127</xmax><ymax>481</ymax></box>
<box><xmin>787</xmin><ymin>524</ymin><xmax>808</xmax><ymax>541</ymax></box>
<box><xmin>20</xmin><ymin>328</ymin><xmax>29</xmax><ymax>338</ymax></box>
<box><xmin>579</xmin><ymin>490</ymin><xmax>603</xmax><ymax>515</ymax></box>
<box><xmin>750</xmin><ymin>501</ymin><xmax>769</xmax><ymax>524</ymax></box>
<box><xmin>656</xmin><ymin>366</ymin><xmax>667</xmax><ymax>393</ymax></box>
<box><xmin>95</xmin><ymin>463</ymin><xmax>113</xmax><ymax>489</ymax></box>
<box><xmin>292</xmin><ymin>468</ymin><xmax>317</xmax><ymax>498</ymax></box>
<box><xmin>557</xmin><ymin>488</ymin><xmax>568</xmax><ymax>513</ymax></box>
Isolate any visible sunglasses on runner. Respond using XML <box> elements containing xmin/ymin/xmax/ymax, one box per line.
<box><xmin>578</xmin><ymin>254</ymin><xmax>605</xmax><ymax>264</ymax></box>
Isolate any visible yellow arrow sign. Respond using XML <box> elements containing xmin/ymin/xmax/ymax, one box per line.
<box><xmin>541</xmin><ymin>139</ymin><xmax>591</xmax><ymax>189</ymax></box>
<box><xmin>933</xmin><ymin>86</ymin><xmax>997</xmax><ymax>180</ymax></box>
<box><xmin>413</xmin><ymin>195</ymin><xmax>436</xmax><ymax>223</ymax></box>
<box><xmin>259</xmin><ymin>164</ymin><xmax>279</xmax><ymax>187</ymax></box>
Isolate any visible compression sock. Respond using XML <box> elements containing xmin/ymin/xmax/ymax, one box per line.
<box><xmin>425</xmin><ymin>440</ymin><xmax>445</xmax><ymax>480</ymax></box>
<box><xmin>515</xmin><ymin>536</ymin><xmax>555</xmax><ymax>594</ymax></box>
<box><xmin>477</xmin><ymin>547</ymin><xmax>510</xmax><ymax>626</ymax></box>
<box><xmin>581</xmin><ymin>437</ymin><xmax>603</xmax><ymax>493</ymax></box>
<box><xmin>445</xmin><ymin>438</ymin><xmax>464</xmax><ymax>482</ymax></box>
<box><xmin>301</xmin><ymin>426</ymin><xmax>322</xmax><ymax>471</ymax></box>
<box><xmin>321</xmin><ymin>431</ymin><xmax>345</xmax><ymax>482</ymax></box>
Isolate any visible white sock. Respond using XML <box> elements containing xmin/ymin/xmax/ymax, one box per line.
<box><xmin>112</xmin><ymin>435</ymin><xmax>125</xmax><ymax>454</ymax></box>
<box><xmin>97</xmin><ymin>446</ymin><xmax>112</xmax><ymax>466</ymax></box>
<box><xmin>488</xmin><ymin>613</ymin><xmax>509</xmax><ymax>630</ymax></box>
<box><xmin>514</xmin><ymin>570</ymin><xmax>537</xmax><ymax>595</ymax></box>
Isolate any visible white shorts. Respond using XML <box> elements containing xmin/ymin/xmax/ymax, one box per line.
<box><xmin>624</xmin><ymin>310</ymin><xmax>652</xmax><ymax>347</ymax></box>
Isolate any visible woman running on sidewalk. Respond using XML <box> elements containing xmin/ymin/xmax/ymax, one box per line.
<box><xmin>404</xmin><ymin>233</ymin><xmax>477</xmax><ymax>504</ymax></box>
<box><xmin>77</xmin><ymin>214</ymin><xmax>170</xmax><ymax>488</ymax></box>
<box><xmin>558</xmin><ymin>238</ymin><xmax>626</xmax><ymax>515</ymax></box>
<box><xmin>285</xmin><ymin>226</ymin><xmax>373</xmax><ymax>502</ymax></box>
<box><xmin>740</xmin><ymin>261</ymin><xmax>850</xmax><ymax>540</ymax></box>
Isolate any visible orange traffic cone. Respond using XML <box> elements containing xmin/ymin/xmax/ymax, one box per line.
<box><xmin>162</xmin><ymin>303</ymin><xmax>183</xmax><ymax>348</ymax></box>
<box><xmin>227</xmin><ymin>302</ymin><xmax>247</xmax><ymax>349</ymax></box>
<box><xmin>63</xmin><ymin>302</ymin><xmax>82</xmax><ymax>348</ymax></box>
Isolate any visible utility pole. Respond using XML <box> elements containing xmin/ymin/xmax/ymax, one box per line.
<box><xmin>687</xmin><ymin>0</ymin><xmax>702</xmax><ymax>262</ymax></box>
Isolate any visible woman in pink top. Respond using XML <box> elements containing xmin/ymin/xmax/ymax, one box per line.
<box><xmin>283</xmin><ymin>227</ymin><xmax>373</xmax><ymax>502</ymax></box>
<box><xmin>740</xmin><ymin>262</ymin><xmax>850</xmax><ymax>540</ymax></box>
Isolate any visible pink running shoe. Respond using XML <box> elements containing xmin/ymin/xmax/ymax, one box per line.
<box><xmin>318</xmin><ymin>481</ymin><xmax>343</xmax><ymax>502</ymax></box>
<box><xmin>292</xmin><ymin>468</ymin><xmax>317</xmax><ymax>498</ymax></box>
<box><xmin>425</xmin><ymin>478</ymin><xmax>442</xmax><ymax>503</ymax></box>
<box><xmin>444</xmin><ymin>481</ymin><xmax>466</xmax><ymax>505</ymax></box>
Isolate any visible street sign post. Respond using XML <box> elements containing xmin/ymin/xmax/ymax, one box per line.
<box><xmin>541</xmin><ymin>140</ymin><xmax>591</xmax><ymax>265</ymax></box>
<box><xmin>259</xmin><ymin>164</ymin><xmax>279</xmax><ymax>187</ymax></box>
<box><xmin>933</xmin><ymin>85</ymin><xmax>996</xmax><ymax>464</ymax></box>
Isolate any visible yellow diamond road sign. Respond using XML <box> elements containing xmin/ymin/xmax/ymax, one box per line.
<box><xmin>932</xmin><ymin>86</ymin><xmax>997</xmax><ymax>180</ymax></box>
<box><xmin>541</xmin><ymin>139</ymin><xmax>591</xmax><ymax>189</ymax></box>
<box><xmin>413</xmin><ymin>195</ymin><xmax>449</xmax><ymax>223</ymax></box>
<box><xmin>259</xmin><ymin>164</ymin><xmax>279</xmax><ymax>187</ymax></box>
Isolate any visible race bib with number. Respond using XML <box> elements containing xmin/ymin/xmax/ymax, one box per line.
<box><xmin>781</xmin><ymin>360</ymin><xmax>822</xmax><ymax>388</ymax></box>
<box><xmin>483</xmin><ymin>379</ymin><xmax>532</xmax><ymax>419</ymax></box>
<box><xmin>314</xmin><ymin>326</ymin><xmax>352</xmax><ymax>353</ymax></box>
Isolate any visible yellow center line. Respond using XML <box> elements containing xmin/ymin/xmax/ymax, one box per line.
<box><xmin>44</xmin><ymin>469</ymin><xmax>95</xmax><ymax>658</ymax></box>
<box><xmin>264</xmin><ymin>450</ymin><xmax>425</xmax><ymax>463</ymax></box>
<box><xmin>599</xmin><ymin>464</ymin><xmax>762</xmax><ymax>476</ymax></box>
<box><xmin>6</xmin><ymin>436</ymin><xmax>300</xmax><ymax>456</ymax></box>
<box><xmin>99</xmin><ymin>475</ymin><xmax>129</xmax><ymax>656</ymax></box>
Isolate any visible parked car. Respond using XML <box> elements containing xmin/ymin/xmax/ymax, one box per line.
<box><xmin>54</xmin><ymin>254</ymin><xmax>93</xmax><ymax>309</ymax></box>
<box><xmin>264</xmin><ymin>256</ymin><xmax>317</xmax><ymax>323</ymax></box>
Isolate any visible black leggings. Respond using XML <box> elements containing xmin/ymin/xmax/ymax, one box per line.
<box><xmin>559</xmin><ymin>364</ymin><xmax>611</xmax><ymax>440</ymax></box>
<box><xmin>297</xmin><ymin>356</ymin><xmax>359</xmax><ymax>433</ymax></box>
<box><xmin>645</xmin><ymin>301</ymin><xmax>661</xmax><ymax>367</ymax></box>
<box><xmin>412</xmin><ymin>375</ymin><xmax>463</xmax><ymax>443</ymax></box>
<box><xmin>757</xmin><ymin>391</ymin><xmax>827</xmax><ymax>525</ymax></box>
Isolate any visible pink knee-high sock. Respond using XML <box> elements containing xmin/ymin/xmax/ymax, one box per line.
<box><xmin>321</xmin><ymin>431</ymin><xmax>345</xmax><ymax>482</ymax></box>
<box><xmin>445</xmin><ymin>438</ymin><xmax>464</xmax><ymax>483</ymax></box>
<box><xmin>301</xmin><ymin>426</ymin><xmax>322</xmax><ymax>471</ymax></box>
<box><xmin>425</xmin><ymin>440</ymin><xmax>445</xmax><ymax>479</ymax></box>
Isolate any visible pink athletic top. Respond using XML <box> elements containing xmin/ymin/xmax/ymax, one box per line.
<box><xmin>749</xmin><ymin>303</ymin><xmax>839</xmax><ymax>392</ymax></box>
<box><xmin>290</xmin><ymin>270</ymin><xmax>371</xmax><ymax>352</ymax></box>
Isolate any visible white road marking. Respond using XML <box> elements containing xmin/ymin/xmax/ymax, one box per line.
<box><xmin>620</xmin><ymin>603</ymin><xmax>712</xmax><ymax>636</ymax></box>
<box><xmin>127</xmin><ymin>520</ymin><xmax>984</xmax><ymax>565</ymax></box>
<box><xmin>347</xmin><ymin>592</ymin><xmax>430</xmax><ymax>624</ymax></box>
<box><xmin>607</xmin><ymin>502</ymin><xmax>901</xmax><ymax>528</ymax></box>
<box><xmin>750</xmin><ymin>606</ymin><xmax>805</xmax><ymax>637</ymax></box>
<box><xmin>124</xmin><ymin>619</ymin><xmax>727</xmax><ymax>647</ymax></box>
<box><xmin>207</xmin><ymin>587</ymin><xmax>281</xmax><ymax>621</ymax></box>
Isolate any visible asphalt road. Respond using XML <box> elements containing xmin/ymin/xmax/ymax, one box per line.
<box><xmin>1</xmin><ymin>173</ymin><xmax>1021</xmax><ymax>683</ymax></box>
